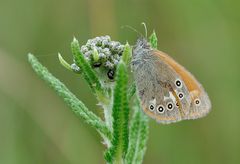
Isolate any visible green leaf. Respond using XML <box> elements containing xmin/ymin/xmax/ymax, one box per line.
<box><xmin>105</xmin><ymin>61</ymin><xmax>130</xmax><ymax>163</ymax></box>
<box><xmin>71</xmin><ymin>38</ymin><xmax>104</xmax><ymax>95</ymax></box>
<box><xmin>122</xmin><ymin>42</ymin><xmax>132</xmax><ymax>65</ymax></box>
<box><xmin>127</xmin><ymin>83</ymin><xmax>136</xmax><ymax>101</ymax></box>
<box><xmin>125</xmin><ymin>98</ymin><xmax>149</xmax><ymax>164</ymax></box>
<box><xmin>58</xmin><ymin>53</ymin><xmax>72</xmax><ymax>71</ymax></box>
<box><xmin>149</xmin><ymin>30</ymin><xmax>158</xmax><ymax>49</ymax></box>
<box><xmin>28</xmin><ymin>54</ymin><xmax>111</xmax><ymax>139</ymax></box>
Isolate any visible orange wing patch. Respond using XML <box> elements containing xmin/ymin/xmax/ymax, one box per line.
<box><xmin>153</xmin><ymin>50</ymin><xmax>201</xmax><ymax>97</ymax></box>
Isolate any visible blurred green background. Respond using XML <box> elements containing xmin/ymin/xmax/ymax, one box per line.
<box><xmin>0</xmin><ymin>0</ymin><xmax>239</xmax><ymax>163</ymax></box>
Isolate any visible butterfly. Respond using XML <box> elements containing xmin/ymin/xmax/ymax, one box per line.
<box><xmin>132</xmin><ymin>37</ymin><xmax>211</xmax><ymax>124</ymax></box>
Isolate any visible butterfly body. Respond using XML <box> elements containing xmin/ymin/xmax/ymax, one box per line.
<box><xmin>132</xmin><ymin>38</ymin><xmax>211</xmax><ymax>124</ymax></box>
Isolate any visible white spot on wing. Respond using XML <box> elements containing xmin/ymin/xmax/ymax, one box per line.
<box><xmin>149</xmin><ymin>98</ymin><xmax>156</xmax><ymax>105</ymax></box>
<box><xmin>169</xmin><ymin>92</ymin><xmax>176</xmax><ymax>102</ymax></box>
<box><xmin>164</xmin><ymin>92</ymin><xmax>176</xmax><ymax>103</ymax></box>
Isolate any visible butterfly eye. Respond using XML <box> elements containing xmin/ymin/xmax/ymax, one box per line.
<box><xmin>175</xmin><ymin>79</ymin><xmax>182</xmax><ymax>88</ymax></box>
<box><xmin>194</xmin><ymin>99</ymin><xmax>201</xmax><ymax>106</ymax></box>
<box><xmin>149</xmin><ymin>104</ymin><xmax>155</xmax><ymax>111</ymax></box>
<box><xmin>167</xmin><ymin>102</ymin><xmax>174</xmax><ymax>111</ymax></box>
<box><xmin>178</xmin><ymin>92</ymin><xmax>184</xmax><ymax>99</ymax></box>
<box><xmin>157</xmin><ymin>105</ymin><xmax>165</xmax><ymax>113</ymax></box>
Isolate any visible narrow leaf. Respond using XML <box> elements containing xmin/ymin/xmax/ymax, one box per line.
<box><xmin>149</xmin><ymin>30</ymin><xmax>158</xmax><ymax>49</ymax></box>
<box><xmin>71</xmin><ymin>38</ymin><xmax>103</xmax><ymax>94</ymax></box>
<box><xmin>105</xmin><ymin>61</ymin><xmax>129</xmax><ymax>163</ymax></box>
<box><xmin>58</xmin><ymin>53</ymin><xmax>72</xmax><ymax>71</ymax></box>
<box><xmin>28</xmin><ymin>54</ymin><xmax>111</xmax><ymax>139</ymax></box>
<box><xmin>127</xmin><ymin>83</ymin><xmax>136</xmax><ymax>100</ymax></box>
<box><xmin>122</xmin><ymin>42</ymin><xmax>132</xmax><ymax>65</ymax></box>
<box><xmin>125</xmin><ymin>98</ymin><xmax>149</xmax><ymax>164</ymax></box>
<box><xmin>135</xmin><ymin>111</ymin><xmax>148</xmax><ymax>164</ymax></box>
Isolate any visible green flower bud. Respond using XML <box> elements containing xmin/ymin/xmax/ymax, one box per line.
<box><xmin>92</xmin><ymin>48</ymin><xmax>100</xmax><ymax>62</ymax></box>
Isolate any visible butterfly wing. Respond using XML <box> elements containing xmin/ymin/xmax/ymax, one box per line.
<box><xmin>132</xmin><ymin>49</ymin><xmax>211</xmax><ymax>124</ymax></box>
<box><xmin>133</xmin><ymin>58</ymin><xmax>180</xmax><ymax>123</ymax></box>
<box><xmin>132</xmin><ymin>38</ymin><xmax>211</xmax><ymax>123</ymax></box>
<box><xmin>133</xmin><ymin>51</ymin><xmax>189</xmax><ymax>124</ymax></box>
<box><xmin>152</xmin><ymin>50</ymin><xmax>211</xmax><ymax>120</ymax></box>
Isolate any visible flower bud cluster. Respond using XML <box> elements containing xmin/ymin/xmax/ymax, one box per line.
<box><xmin>71</xmin><ymin>35</ymin><xmax>124</xmax><ymax>79</ymax></box>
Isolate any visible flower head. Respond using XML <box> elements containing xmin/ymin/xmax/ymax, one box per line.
<box><xmin>73</xmin><ymin>35</ymin><xmax>124</xmax><ymax>79</ymax></box>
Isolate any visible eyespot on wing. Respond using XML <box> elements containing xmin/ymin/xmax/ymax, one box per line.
<box><xmin>152</xmin><ymin>50</ymin><xmax>211</xmax><ymax>119</ymax></box>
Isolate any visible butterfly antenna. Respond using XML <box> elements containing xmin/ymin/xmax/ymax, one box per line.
<box><xmin>141</xmin><ymin>22</ymin><xmax>148</xmax><ymax>38</ymax></box>
<box><xmin>121</xmin><ymin>25</ymin><xmax>143</xmax><ymax>37</ymax></box>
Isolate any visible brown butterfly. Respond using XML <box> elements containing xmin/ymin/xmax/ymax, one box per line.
<box><xmin>132</xmin><ymin>37</ymin><xmax>211</xmax><ymax>124</ymax></box>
